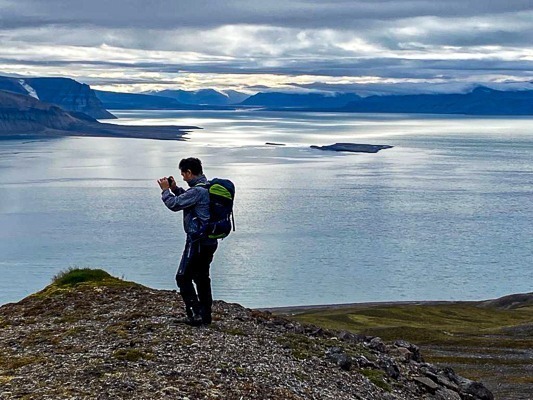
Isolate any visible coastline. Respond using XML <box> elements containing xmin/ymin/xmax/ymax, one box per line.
<box><xmin>0</xmin><ymin>123</ymin><xmax>201</xmax><ymax>141</ymax></box>
<box><xmin>260</xmin><ymin>299</ymin><xmax>460</xmax><ymax>315</ymax></box>
<box><xmin>262</xmin><ymin>292</ymin><xmax>533</xmax><ymax>315</ymax></box>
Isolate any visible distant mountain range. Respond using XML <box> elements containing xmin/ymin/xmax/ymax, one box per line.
<box><xmin>340</xmin><ymin>86</ymin><xmax>533</xmax><ymax>115</ymax></box>
<box><xmin>94</xmin><ymin>90</ymin><xmax>187</xmax><ymax>110</ymax></box>
<box><xmin>1</xmin><ymin>75</ymin><xmax>531</xmax><ymax>121</ymax></box>
<box><xmin>149</xmin><ymin>88</ymin><xmax>249</xmax><ymax>105</ymax></box>
<box><xmin>240</xmin><ymin>92</ymin><xmax>361</xmax><ymax>108</ymax></box>
<box><xmin>0</xmin><ymin>76</ymin><xmax>115</xmax><ymax>119</ymax></box>
<box><xmin>241</xmin><ymin>87</ymin><xmax>533</xmax><ymax>115</ymax></box>
<box><xmin>95</xmin><ymin>89</ymin><xmax>248</xmax><ymax>110</ymax></box>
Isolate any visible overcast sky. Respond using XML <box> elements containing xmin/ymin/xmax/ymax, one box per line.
<box><xmin>0</xmin><ymin>0</ymin><xmax>532</xmax><ymax>94</ymax></box>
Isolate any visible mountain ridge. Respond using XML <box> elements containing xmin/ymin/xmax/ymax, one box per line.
<box><xmin>240</xmin><ymin>86</ymin><xmax>533</xmax><ymax>115</ymax></box>
<box><xmin>0</xmin><ymin>76</ymin><xmax>116</xmax><ymax>119</ymax></box>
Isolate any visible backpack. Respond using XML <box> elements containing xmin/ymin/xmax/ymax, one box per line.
<box><xmin>197</xmin><ymin>178</ymin><xmax>235</xmax><ymax>239</ymax></box>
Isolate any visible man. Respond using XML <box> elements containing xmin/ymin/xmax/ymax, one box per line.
<box><xmin>157</xmin><ymin>157</ymin><xmax>218</xmax><ymax>326</ymax></box>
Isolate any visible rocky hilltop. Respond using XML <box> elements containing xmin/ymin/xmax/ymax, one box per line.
<box><xmin>0</xmin><ymin>76</ymin><xmax>115</xmax><ymax>119</ymax></box>
<box><xmin>0</xmin><ymin>270</ymin><xmax>493</xmax><ymax>400</ymax></box>
<box><xmin>0</xmin><ymin>90</ymin><xmax>196</xmax><ymax>140</ymax></box>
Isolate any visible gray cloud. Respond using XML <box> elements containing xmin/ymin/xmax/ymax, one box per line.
<box><xmin>4</xmin><ymin>0</ymin><xmax>532</xmax><ymax>30</ymax></box>
<box><xmin>0</xmin><ymin>0</ymin><xmax>531</xmax><ymax>92</ymax></box>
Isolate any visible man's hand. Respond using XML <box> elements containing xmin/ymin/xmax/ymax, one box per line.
<box><xmin>168</xmin><ymin>175</ymin><xmax>178</xmax><ymax>192</ymax></box>
<box><xmin>157</xmin><ymin>177</ymin><xmax>170</xmax><ymax>190</ymax></box>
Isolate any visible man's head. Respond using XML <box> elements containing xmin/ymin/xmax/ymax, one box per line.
<box><xmin>178</xmin><ymin>157</ymin><xmax>203</xmax><ymax>182</ymax></box>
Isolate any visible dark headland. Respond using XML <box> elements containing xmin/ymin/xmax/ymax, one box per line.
<box><xmin>0</xmin><ymin>89</ymin><xmax>198</xmax><ymax>141</ymax></box>
<box><xmin>2</xmin><ymin>269</ymin><xmax>525</xmax><ymax>399</ymax></box>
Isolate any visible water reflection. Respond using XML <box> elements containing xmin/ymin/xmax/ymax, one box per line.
<box><xmin>0</xmin><ymin>111</ymin><xmax>532</xmax><ymax>307</ymax></box>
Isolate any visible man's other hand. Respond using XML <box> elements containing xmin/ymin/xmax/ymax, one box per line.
<box><xmin>157</xmin><ymin>177</ymin><xmax>170</xmax><ymax>190</ymax></box>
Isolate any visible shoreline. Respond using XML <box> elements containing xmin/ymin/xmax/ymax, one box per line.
<box><xmin>260</xmin><ymin>299</ymin><xmax>461</xmax><ymax>314</ymax></box>
<box><xmin>260</xmin><ymin>291</ymin><xmax>532</xmax><ymax>315</ymax></box>
<box><xmin>0</xmin><ymin>123</ymin><xmax>201</xmax><ymax>141</ymax></box>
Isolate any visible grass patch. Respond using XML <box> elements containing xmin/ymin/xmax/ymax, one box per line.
<box><xmin>0</xmin><ymin>355</ymin><xmax>45</xmax><ymax>371</ymax></box>
<box><xmin>0</xmin><ymin>376</ymin><xmax>15</xmax><ymax>384</ymax></box>
<box><xmin>30</xmin><ymin>268</ymin><xmax>141</xmax><ymax>300</ymax></box>
<box><xmin>285</xmin><ymin>301</ymin><xmax>533</xmax><ymax>399</ymax></box>
<box><xmin>361</xmin><ymin>369</ymin><xmax>391</xmax><ymax>392</ymax></box>
<box><xmin>290</xmin><ymin>303</ymin><xmax>533</xmax><ymax>346</ymax></box>
<box><xmin>276</xmin><ymin>333</ymin><xmax>320</xmax><ymax>360</ymax></box>
<box><xmin>105</xmin><ymin>322</ymin><xmax>131</xmax><ymax>339</ymax></box>
<box><xmin>275</xmin><ymin>333</ymin><xmax>363</xmax><ymax>361</ymax></box>
<box><xmin>53</xmin><ymin>268</ymin><xmax>119</xmax><ymax>287</ymax></box>
<box><xmin>219</xmin><ymin>326</ymin><xmax>247</xmax><ymax>336</ymax></box>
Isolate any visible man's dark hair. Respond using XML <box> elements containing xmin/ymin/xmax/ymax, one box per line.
<box><xmin>179</xmin><ymin>157</ymin><xmax>203</xmax><ymax>175</ymax></box>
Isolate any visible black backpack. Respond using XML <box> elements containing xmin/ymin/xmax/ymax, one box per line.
<box><xmin>197</xmin><ymin>178</ymin><xmax>235</xmax><ymax>239</ymax></box>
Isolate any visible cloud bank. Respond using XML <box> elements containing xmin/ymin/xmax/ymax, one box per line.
<box><xmin>0</xmin><ymin>0</ymin><xmax>531</xmax><ymax>93</ymax></box>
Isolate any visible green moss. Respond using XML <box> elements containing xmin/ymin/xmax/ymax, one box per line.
<box><xmin>276</xmin><ymin>333</ymin><xmax>322</xmax><ymax>360</ymax></box>
<box><xmin>275</xmin><ymin>333</ymin><xmax>359</xmax><ymax>361</ymax></box>
<box><xmin>234</xmin><ymin>366</ymin><xmax>246</xmax><ymax>375</ymax></box>
<box><xmin>0</xmin><ymin>376</ymin><xmax>14</xmax><ymax>384</ymax></box>
<box><xmin>223</xmin><ymin>327</ymin><xmax>247</xmax><ymax>336</ymax></box>
<box><xmin>180</xmin><ymin>338</ymin><xmax>194</xmax><ymax>346</ymax></box>
<box><xmin>0</xmin><ymin>355</ymin><xmax>45</xmax><ymax>370</ymax></box>
<box><xmin>21</xmin><ymin>329</ymin><xmax>61</xmax><ymax>346</ymax></box>
<box><xmin>361</xmin><ymin>369</ymin><xmax>391</xmax><ymax>392</ymax></box>
<box><xmin>105</xmin><ymin>323</ymin><xmax>131</xmax><ymax>339</ymax></box>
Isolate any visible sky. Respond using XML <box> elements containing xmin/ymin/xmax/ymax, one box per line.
<box><xmin>0</xmin><ymin>0</ymin><xmax>532</xmax><ymax>95</ymax></box>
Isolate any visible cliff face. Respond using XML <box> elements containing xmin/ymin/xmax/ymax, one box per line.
<box><xmin>0</xmin><ymin>272</ymin><xmax>494</xmax><ymax>400</ymax></box>
<box><xmin>0</xmin><ymin>90</ymin><xmax>86</xmax><ymax>134</ymax></box>
<box><xmin>0</xmin><ymin>76</ymin><xmax>115</xmax><ymax>119</ymax></box>
<box><xmin>0</xmin><ymin>90</ymin><xmax>194</xmax><ymax>140</ymax></box>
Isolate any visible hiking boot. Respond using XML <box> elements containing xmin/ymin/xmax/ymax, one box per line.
<box><xmin>200</xmin><ymin>306</ymin><xmax>212</xmax><ymax>325</ymax></box>
<box><xmin>176</xmin><ymin>314</ymin><xmax>203</xmax><ymax>326</ymax></box>
<box><xmin>189</xmin><ymin>313</ymin><xmax>203</xmax><ymax>326</ymax></box>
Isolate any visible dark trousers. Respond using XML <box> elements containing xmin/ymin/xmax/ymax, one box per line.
<box><xmin>176</xmin><ymin>238</ymin><xmax>218</xmax><ymax>317</ymax></box>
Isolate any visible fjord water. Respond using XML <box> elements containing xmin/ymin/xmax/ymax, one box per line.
<box><xmin>1</xmin><ymin>111</ymin><xmax>532</xmax><ymax>308</ymax></box>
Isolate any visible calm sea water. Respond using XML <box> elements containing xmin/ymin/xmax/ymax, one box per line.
<box><xmin>0</xmin><ymin>111</ymin><xmax>532</xmax><ymax>308</ymax></box>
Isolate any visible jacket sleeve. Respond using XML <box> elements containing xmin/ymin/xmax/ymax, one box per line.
<box><xmin>161</xmin><ymin>188</ymin><xmax>199</xmax><ymax>212</ymax></box>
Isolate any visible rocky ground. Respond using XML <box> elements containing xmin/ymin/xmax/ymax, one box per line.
<box><xmin>0</xmin><ymin>276</ymin><xmax>494</xmax><ymax>399</ymax></box>
<box><xmin>278</xmin><ymin>296</ymin><xmax>533</xmax><ymax>400</ymax></box>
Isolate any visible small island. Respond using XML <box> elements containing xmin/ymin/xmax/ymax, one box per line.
<box><xmin>310</xmin><ymin>143</ymin><xmax>393</xmax><ymax>153</ymax></box>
